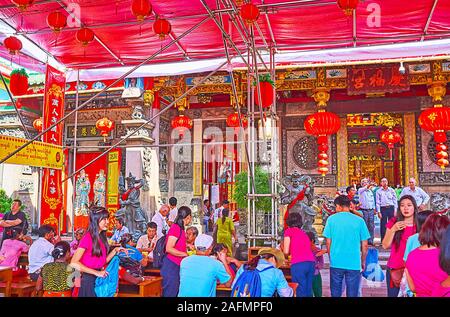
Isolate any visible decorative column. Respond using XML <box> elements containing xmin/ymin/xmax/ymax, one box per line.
<box><xmin>403</xmin><ymin>113</ymin><xmax>418</xmax><ymax>184</ymax></box>
<box><xmin>336</xmin><ymin>117</ymin><xmax>349</xmax><ymax>187</ymax></box>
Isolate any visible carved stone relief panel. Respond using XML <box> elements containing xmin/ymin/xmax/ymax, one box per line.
<box><xmin>19</xmin><ymin>180</ymin><xmax>34</xmax><ymax>192</ymax></box>
<box><xmin>159</xmin><ymin>179</ymin><xmax>169</xmax><ymax>192</ymax></box>
<box><xmin>174</xmin><ymin>179</ymin><xmax>193</xmax><ymax>192</ymax></box>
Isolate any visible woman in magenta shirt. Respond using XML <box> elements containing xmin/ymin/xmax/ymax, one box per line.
<box><xmin>283</xmin><ymin>212</ymin><xmax>316</xmax><ymax>297</ymax></box>
<box><xmin>435</xmin><ymin>226</ymin><xmax>450</xmax><ymax>297</ymax></box>
<box><xmin>382</xmin><ymin>195</ymin><xmax>417</xmax><ymax>297</ymax></box>
<box><xmin>406</xmin><ymin>214</ymin><xmax>450</xmax><ymax>297</ymax></box>
<box><xmin>161</xmin><ymin>206</ymin><xmax>192</xmax><ymax>297</ymax></box>
<box><xmin>71</xmin><ymin>206</ymin><xmax>124</xmax><ymax>297</ymax></box>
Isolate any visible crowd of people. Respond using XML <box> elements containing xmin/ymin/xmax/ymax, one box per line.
<box><xmin>0</xmin><ymin>181</ymin><xmax>449</xmax><ymax>298</ymax></box>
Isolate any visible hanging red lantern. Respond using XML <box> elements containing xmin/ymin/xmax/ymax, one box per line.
<box><xmin>171</xmin><ymin>114</ymin><xmax>193</xmax><ymax>130</ymax></box>
<box><xmin>33</xmin><ymin>117</ymin><xmax>43</xmax><ymax>132</ymax></box>
<box><xmin>318</xmin><ymin>153</ymin><xmax>328</xmax><ymax>160</ymax></box>
<box><xmin>9</xmin><ymin>69</ymin><xmax>29</xmax><ymax>96</ymax></box>
<box><xmin>11</xmin><ymin>0</ymin><xmax>34</xmax><ymax>11</ymax></box>
<box><xmin>226</xmin><ymin>112</ymin><xmax>248</xmax><ymax>128</ymax></box>
<box><xmin>337</xmin><ymin>0</ymin><xmax>359</xmax><ymax>16</ymax></box>
<box><xmin>240</xmin><ymin>3</ymin><xmax>260</xmax><ymax>24</ymax></box>
<box><xmin>96</xmin><ymin>117</ymin><xmax>114</xmax><ymax>141</ymax></box>
<box><xmin>3</xmin><ymin>36</ymin><xmax>22</xmax><ymax>55</ymax></box>
<box><xmin>438</xmin><ymin>158</ymin><xmax>450</xmax><ymax>169</ymax></box>
<box><xmin>255</xmin><ymin>81</ymin><xmax>274</xmax><ymax>108</ymax></box>
<box><xmin>380</xmin><ymin>129</ymin><xmax>401</xmax><ymax>149</ymax></box>
<box><xmin>318</xmin><ymin>167</ymin><xmax>329</xmax><ymax>175</ymax></box>
<box><xmin>76</xmin><ymin>28</ymin><xmax>95</xmax><ymax>46</ymax></box>
<box><xmin>436</xmin><ymin>143</ymin><xmax>448</xmax><ymax>152</ymax></box>
<box><xmin>131</xmin><ymin>0</ymin><xmax>152</xmax><ymax>22</ymax></box>
<box><xmin>437</xmin><ymin>151</ymin><xmax>449</xmax><ymax>160</ymax></box>
<box><xmin>47</xmin><ymin>11</ymin><xmax>67</xmax><ymax>33</ymax></box>
<box><xmin>418</xmin><ymin>106</ymin><xmax>450</xmax><ymax>141</ymax></box>
<box><xmin>153</xmin><ymin>18</ymin><xmax>171</xmax><ymax>40</ymax></box>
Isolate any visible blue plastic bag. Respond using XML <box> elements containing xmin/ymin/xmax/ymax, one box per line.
<box><xmin>362</xmin><ymin>248</ymin><xmax>385</xmax><ymax>282</ymax></box>
<box><xmin>94</xmin><ymin>256</ymin><xmax>120</xmax><ymax>297</ymax></box>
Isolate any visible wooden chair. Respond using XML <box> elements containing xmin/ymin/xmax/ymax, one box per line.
<box><xmin>117</xmin><ymin>276</ymin><xmax>162</xmax><ymax>297</ymax></box>
<box><xmin>0</xmin><ymin>276</ymin><xmax>36</xmax><ymax>297</ymax></box>
<box><xmin>288</xmin><ymin>282</ymin><xmax>298</xmax><ymax>297</ymax></box>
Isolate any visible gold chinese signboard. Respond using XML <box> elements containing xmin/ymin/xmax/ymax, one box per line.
<box><xmin>0</xmin><ymin>135</ymin><xmax>63</xmax><ymax>169</ymax></box>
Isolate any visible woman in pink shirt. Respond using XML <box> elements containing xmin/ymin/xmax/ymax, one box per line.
<box><xmin>406</xmin><ymin>214</ymin><xmax>450</xmax><ymax>297</ymax></box>
<box><xmin>283</xmin><ymin>212</ymin><xmax>316</xmax><ymax>297</ymax></box>
<box><xmin>0</xmin><ymin>228</ymin><xmax>29</xmax><ymax>276</ymax></box>
<box><xmin>161</xmin><ymin>205</ymin><xmax>192</xmax><ymax>297</ymax></box>
<box><xmin>71</xmin><ymin>206</ymin><xmax>125</xmax><ymax>297</ymax></box>
<box><xmin>382</xmin><ymin>195</ymin><xmax>417</xmax><ymax>297</ymax></box>
<box><xmin>435</xmin><ymin>226</ymin><xmax>450</xmax><ymax>296</ymax></box>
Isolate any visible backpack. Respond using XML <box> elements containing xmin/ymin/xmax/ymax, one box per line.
<box><xmin>231</xmin><ymin>265</ymin><xmax>274</xmax><ymax>297</ymax></box>
<box><xmin>118</xmin><ymin>256</ymin><xmax>143</xmax><ymax>278</ymax></box>
<box><xmin>152</xmin><ymin>228</ymin><xmax>182</xmax><ymax>269</ymax></box>
<box><xmin>95</xmin><ymin>256</ymin><xmax>120</xmax><ymax>297</ymax></box>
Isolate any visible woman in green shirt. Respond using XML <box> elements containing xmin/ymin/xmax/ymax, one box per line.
<box><xmin>215</xmin><ymin>209</ymin><xmax>237</xmax><ymax>256</ymax></box>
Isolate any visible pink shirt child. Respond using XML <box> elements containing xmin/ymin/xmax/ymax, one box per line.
<box><xmin>406</xmin><ymin>248</ymin><xmax>448</xmax><ymax>297</ymax></box>
<box><xmin>386</xmin><ymin>218</ymin><xmax>416</xmax><ymax>269</ymax></box>
<box><xmin>284</xmin><ymin>227</ymin><xmax>316</xmax><ymax>264</ymax></box>
<box><xmin>79</xmin><ymin>232</ymin><xmax>107</xmax><ymax>270</ymax></box>
<box><xmin>0</xmin><ymin>239</ymin><xmax>29</xmax><ymax>269</ymax></box>
<box><xmin>165</xmin><ymin>223</ymin><xmax>187</xmax><ymax>266</ymax></box>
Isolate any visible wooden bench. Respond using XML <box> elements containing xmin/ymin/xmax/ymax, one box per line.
<box><xmin>117</xmin><ymin>276</ymin><xmax>162</xmax><ymax>297</ymax></box>
<box><xmin>0</xmin><ymin>276</ymin><xmax>36</xmax><ymax>297</ymax></box>
<box><xmin>143</xmin><ymin>268</ymin><xmax>161</xmax><ymax>277</ymax></box>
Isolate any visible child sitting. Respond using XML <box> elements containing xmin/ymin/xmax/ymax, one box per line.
<box><xmin>36</xmin><ymin>241</ymin><xmax>74</xmax><ymax>297</ymax></box>
<box><xmin>305</xmin><ymin>231</ymin><xmax>326</xmax><ymax>297</ymax></box>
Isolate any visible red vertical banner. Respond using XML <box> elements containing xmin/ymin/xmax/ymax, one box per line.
<box><xmin>40</xmin><ymin>65</ymin><xmax>66</xmax><ymax>233</ymax></box>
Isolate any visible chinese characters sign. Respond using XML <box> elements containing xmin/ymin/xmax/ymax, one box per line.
<box><xmin>348</xmin><ymin>64</ymin><xmax>409</xmax><ymax>95</ymax></box>
<box><xmin>41</xmin><ymin>65</ymin><xmax>66</xmax><ymax>231</ymax></box>
<box><xmin>67</xmin><ymin>125</ymin><xmax>103</xmax><ymax>139</ymax></box>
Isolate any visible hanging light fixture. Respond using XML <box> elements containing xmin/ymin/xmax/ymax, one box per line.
<box><xmin>3</xmin><ymin>36</ymin><xmax>22</xmax><ymax>55</ymax></box>
<box><xmin>95</xmin><ymin>117</ymin><xmax>114</xmax><ymax>141</ymax></box>
<box><xmin>153</xmin><ymin>18</ymin><xmax>171</xmax><ymax>40</ymax></box>
<box><xmin>131</xmin><ymin>0</ymin><xmax>152</xmax><ymax>22</ymax></box>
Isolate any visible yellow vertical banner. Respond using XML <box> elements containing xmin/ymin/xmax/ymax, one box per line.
<box><xmin>107</xmin><ymin>150</ymin><xmax>120</xmax><ymax>231</ymax></box>
<box><xmin>193</xmin><ymin>119</ymin><xmax>202</xmax><ymax>196</ymax></box>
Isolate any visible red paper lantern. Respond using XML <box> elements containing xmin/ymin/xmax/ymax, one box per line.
<box><xmin>171</xmin><ymin>114</ymin><xmax>193</xmax><ymax>130</ymax></box>
<box><xmin>304</xmin><ymin>111</ymin><xmax>341</xmax><ymax>136</ymax></box>
<box><xmin>418</xmin><ymin>106</ymin><xmax>450</xmax><ymax>134</ymax></box>
<box><xmin>47</xmin><ymin>11</ymin><xmax>67</xmax><ymax>33</ymax></box>
<box><xmin>337</xmin><ymin>0</ymin><xmax>359</xmax><ymax>16</ymax></box>
<box><xmin>437</xmin><ymin>151</ymin><xmax>449</xmax><ymax>160</ymax></box>
<box><xmin>318</xmin><ymin>167</ymin><xmax>329</xmax><ymax>176</ymax></box>
<box><xmin>318</xmin><ymin>144</ymin><xmax>328</xmax><ymax>152</ymax></box>
<box><xmin>11</xmin><ymin>0</ymin><xmax>34</xmax><ymax>11</ymax></box>
<box><xmin>240</xmin><ymin>3</ymin><xmax>260</xmax><ymax>24</ymax></box>
<box><xmin>380</xmin><ymin>129</ymin><xmax>401</xmax><ymax>149</ymax></box>
<box><xmin>434</xmin><ymin>131</ymin><xmax>447</xmax><ymax>144</ymax></box>
<box><xmin>153</xmin><ymin>18</ymin><xmax>171</xmax><ymax>40</ymax></box>
<box><xmin>33</xmin><ymin>118</ymin><xmax>43</xmax><ymax>132</ymax></box>
<box><xmin>318</xmin><ymin>159</ymin><xmax>329</xmax><ymax>167</ymax></box>
<box><xmin>132</xmin><ymin>0</ymin><xmax>152</xmax><ymax>22</ymax></box>
<box><xmin>436</xmin><ymin>144</ymin><xmax>448</xmax><ymax>152</ymax></box>
<box><xmin>96</xmin><ymin>117</ymin><xmax>114</xmax><ymax>141</ymax></box>
<box><xmin>76</xmin><ymin>28</ymin><xmax>95</xmax><ymax>46</ymax></box>
<box><xmin>3</xmin><ymin>36</ymin><xmax>22</xmax><ymax>55</ymax></box>
<box><xmin>318</xmin><ymin>153</ymin><xmax>328</xmax><ymax>160</ymax></box>
<box><xmin>255</xmin><ymin>81</ymin><xmax>274</xmax><ymax>108</ymax></box>
<box><xmin>437</xmin><ymin>158</ymin><xmax>450</xmax><ymax>169</ymax></box>
<box><xmin>9</xmin><ymin>69</ymin><xmax>29</xmax><ymax>96</ymax></box>
<box><xmin>226</xmin><ymin>112</ymin><xmax>248</xmax><ymax>128</ymax></box>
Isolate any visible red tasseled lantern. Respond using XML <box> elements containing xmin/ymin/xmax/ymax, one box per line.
<box><xmin>255</xmin><ymin>81</ymin><xmax>274</xmax><ymax>108</ymax></box>
<box><xmin>96</xmin><ymin>117</ymin><xmax>114</xmax><ymax>141</ymax></box>
<box><xmin>171</xmin><ymin>114</ymin><xmax>193</xmax><ymax>130</ymax></box>
<box><xmin>226</xmin><ymin>112</ymin><xmax>248</xmax><ymax>128</ymax></box>
<box><xmin>33</xmin><ymin>117</ymin><xmax>43</xmax><ymax>132</ymax></box>
<box><xmin>153</xmin><ymin>18</ymin><xmax>171</xmax><ymax>40</ymax></box>
<box><xmin>9</xmin><ymin>69</ymin><xmax>29</xmax><ymax>96</ymax></box>
<box><xmin>11</xmin><ymin>0</ymin><xmax>34</xmax><ymax>11</ymax></box>
<box><xmin>47</xmin><ymin>11</ymin><xmax>67</xmax><ymax>33</ymax></box>
<box><xmin>240</xmin><ymin>3</ymin><xmax>260</xmax><ymax>24</ymax></box>
<box><xmin>76</xmin><ymin>28</ymin><xmax>95</xmax><ymax>46</ymax></box>
<box><xmin>131</xmin><ymin>0</ymin><xmax>152</xmax><ymax>22</ymax></box>
<box><xmin>337</xmin><ymin>0</ymin><xmax>359</xmax><ymax>16</ymax></box>
<box><xmin>380</xmin><ymin>129</ymin><xmax>401</xmax><ymax>149</ymax></box>
<box><xmin>3</xmin><ymin>36</ymin><xmax>22</xmax><ymax>55</ymax></box>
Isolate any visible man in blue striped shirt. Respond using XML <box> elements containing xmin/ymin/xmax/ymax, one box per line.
<box><xmin>357</xmin><ymin>178</ymin><xmax>376</xmax><ymax>245</ymax></box>
<box><xmin>376</xmin><ymin>178</ymin><xmax>398</xmax><ymax>241</ymax></box>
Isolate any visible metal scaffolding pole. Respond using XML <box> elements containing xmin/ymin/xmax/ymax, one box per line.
<box><xmin>0</xmin><ymin>16</ymin><xmax>211</xmax><ymax>165</ymax></box>
<box><xmin>70</xmin><ymin>69</ymin><xmax>80</xmax><ymax>238</ymax></box>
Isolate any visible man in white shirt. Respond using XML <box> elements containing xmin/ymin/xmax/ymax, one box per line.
<box><xmin>168</xmin><ymin>197</ymin><xmax>178</xmax><ymax>225</ymax></box>
<box><xmin>151</xmin><ymin>204</ymin><xmax>170</xmax><ymax>240</ymax></box>
<box><xmin>28</xmin><ymin>225</ymin><xmax>59</xmax><ymax>281</ymax></box>
<box><xmin>213</xmin><ymin>200</ymin><xmax>229</xmax><ymax>225</ymax></box>
<box><xmin>136</xmin><ymin>222</ymin><xmax>158</xmax><ymax>260</ymax></box>
<box><xmin>400</xmin><ymin>178</ymin><xmax>430</xmax><ymax>211</ymax></box>
<box><xmin>110</xmin><ymin>218</ymin><xmax>129</xmax><ymax>244</ymax></box>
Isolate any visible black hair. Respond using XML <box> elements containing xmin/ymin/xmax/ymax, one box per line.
<box><xmin>393</xmin><ymin>195</ymin><xmax>418</xmax><ymax>249</ymax></box>
<box><xmin>415</xmin><ymin>210</ymin><xmax>434</xmax><ymax>233</ymax></box>
<box><xmin>169</xmin><ymin>197</ymin><xmax>177</xmax><ymax>207</ymax></box>
<box><xmin>203</xmin><ymin>199</ymin><xmax>209</xmax><ymax>204</ymax></box>
<box><xmin>286</xmin><ymin>212</ymin><xmax>303</xmax><ymax>229</ymax></box>
<box><xmin>116</xmin><ymin>218</ymin><xmax>125</xmax><ymax>226</ymax></box>
<box><xmin>439</xmin><ymin>226</ymin><xmax>450</xmax><ymax>275</ymax></box>
<box><xmin>51</xmin><ymin>241</ymin><xmax>70</xmax><ymax>260</ymax></box>
<box><xmin>186</xmin><ymin>226</ymin><xmax>199</xmax><ymax>237</ymax></box>
<box><xmin>346</xmin><ymin>186</ymin><xmax>354</xmax><ymax>194</ymax></box>
<box><xmin>38</xmin><ymin>225</ymin><xmax>55</xmax><ymax>237</ymax></box>
<box><xmin>211</xmin><ymin>243</ymin><xmax>227</xmax><ymax>256</ymax></box>
<box><xmin>174</xmin><ymin>206</ymin><xmax>192</xmax><ymax>230</ymax></box>
<box><xmin>12</xmin><ymin>199</ymin><xmax>22</xmax><ymax>206</ymax></box>
<box><xmin>87</xmin><ymin>205</ymin><xmax>109</xmax><ymax>257</ymax></box>
<box><xmin>222</xmin><ymin>208</ymin><xmax>230</xmax><ymax>224</ymax></box>
<box><xmin>120</xmin><ymin>233</ymin><xmax>133</xmax><ymax>248</ymax></box>
<box><xmin>147</xmin><ymin>222</ymin><xmax>157</xmax><ymax>230</ymax></box>
<box><xmin>222</xmin><ymin>199</ymin><xmax>229</xmax><ymax>205</ymax></box>
<box><xmin>334</xmin><ymin>195</ymin><xmax>351</xmax><ymax>208</ymax></box>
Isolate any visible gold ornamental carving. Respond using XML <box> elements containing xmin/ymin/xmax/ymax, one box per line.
<box><xmin>313</xmin><ymin>88</ymin><xmax>330</xmax><ymax>109</ymax></box>
<box><xmin>432</xmin><ymin>61</ymin><xmax>446</xmax><ymax>82</ymax></box>
<box><xmin>316</xmin><ymin>68</ymin><xmax>326</xmax><ymax>88</ymax></box>
<box><xmin>143</xmin><ymin>90</ymin><xmax>154</xmax><ymax>107</ymax></box>
<box><xmin>427</xmin><ymin>82</ymin><xmax>447</xmax><ymax>103</ymax></box>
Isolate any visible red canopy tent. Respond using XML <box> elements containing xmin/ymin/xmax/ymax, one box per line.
<box><xmin>0</xmin><ymin>0</ymin><xmax>449</xmax><ymax>72</ymax></box>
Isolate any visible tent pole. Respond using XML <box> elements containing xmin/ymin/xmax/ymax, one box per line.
<box><xmin>71</xmin><ymin>69</ymin><xmax>80</xmax><ymax>238</ymax></box>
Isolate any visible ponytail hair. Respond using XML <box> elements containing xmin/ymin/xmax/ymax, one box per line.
<box><xmin>246</xmin><ymin>253</ymin><xmax>274</xmax><ymax>271</ymax></box>
<box><xmin>52</xmin><ymin>241</ymin><xmax>70</xmax><ymax>260</ymax></box>
<box><xmin>222</xmin><ymin>208</ymin><xmax>229</xmax><ymax>225</ymax></box>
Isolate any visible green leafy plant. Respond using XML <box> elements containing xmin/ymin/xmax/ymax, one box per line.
<box><xmin>0</xmin><ymin>189</ymin><xmax>13</xmax><ymax>214</ymax></box>
<box><xmin>233</xmin><ymin>166</ymin><xmax>271</xmax><ymax>212</ymax></box>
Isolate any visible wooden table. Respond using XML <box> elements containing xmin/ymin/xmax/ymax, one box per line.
<box><xmin>117</xmin><ymin>276</ymin><xmax>162</xmax><ymax>297</ymax></box>
<box><xmin>0</xmin><ymin>266</ymin><xmax>13</xmax><ymax>297</ymax></box>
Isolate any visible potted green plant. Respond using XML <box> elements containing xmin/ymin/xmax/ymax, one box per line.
<box><xmin>0</xmin><ymin>189</ymin><xmax>12</xmax><ymax>214</ymax></box>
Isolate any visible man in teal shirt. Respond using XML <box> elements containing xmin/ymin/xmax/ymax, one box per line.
<box><xmin>324</xmin><ymin>195</ymin><xmax>370</xmax><ymax>297</ymax></box>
